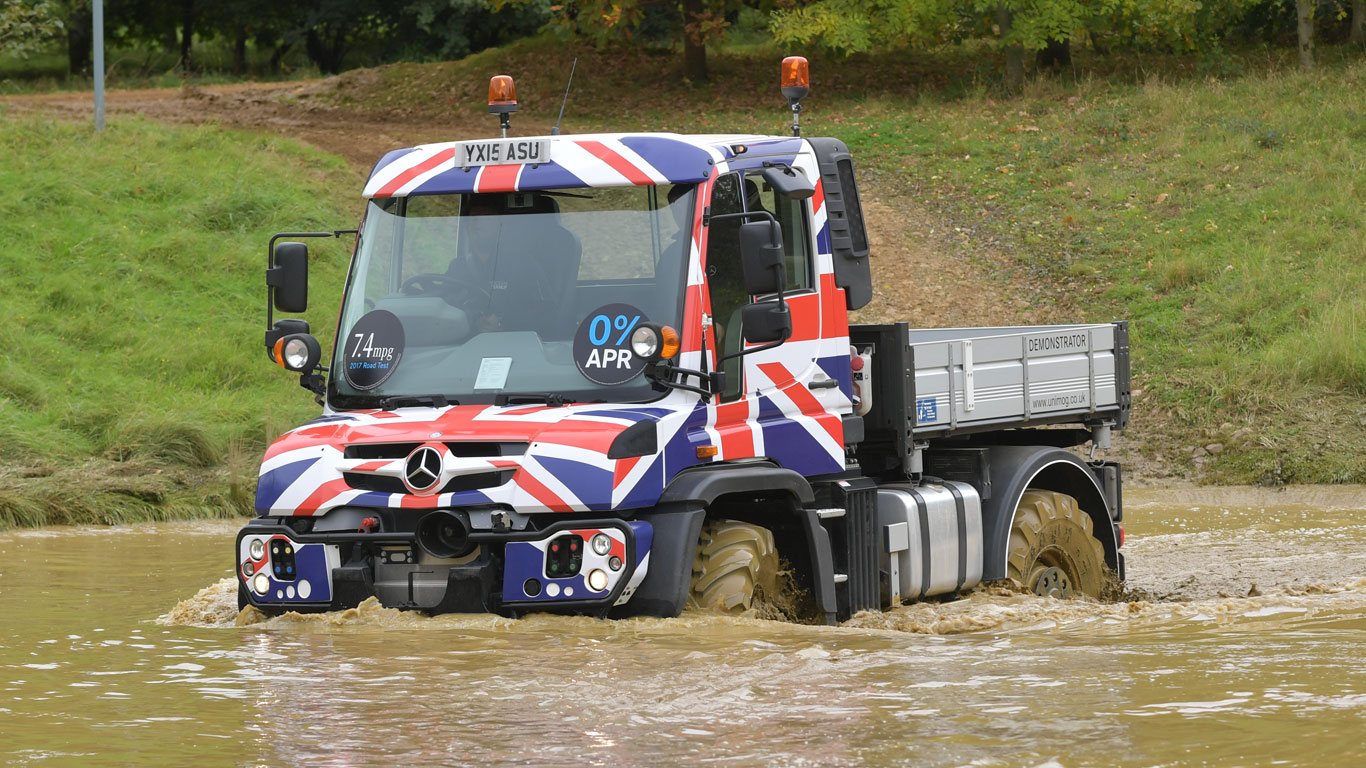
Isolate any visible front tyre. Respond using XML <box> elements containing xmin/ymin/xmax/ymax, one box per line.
<box><xmin>688</xmin><ymin>520</ymin><xmax>778</xmax><ymax>613</ymax></box>
<box><xmin>1006</xmin><ymin>490</ymin><xmax>1106</xmax><ymax>599</ymax></box>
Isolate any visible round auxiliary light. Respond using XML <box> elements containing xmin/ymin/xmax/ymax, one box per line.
<box><xmin>283</xmin><ymin>338</ymin><xmax>312</xmax><ymax>370</ymax></box>
<box><xmin>591</xmin><ymin>533</ymin><xmax>612</xmax><ymax>556</ymax></box>
<box><xmin>252</xmin><ymin>572</ymin><xmax>270</xmax><ymax>595</ymax></box>
<box><xmin>274</xmin><ymin>333</ymin><xmax>321</xmax><ymax>372</ymax></box>
<box><xmin>630</xmin><ymin>326</ymin><xmax>659</xmax><ymax>359</ymax></box>
<box><xmin>608</xmin><ymin>555</ymin><xmax>623</xmax><ymax>572</ymax></box>
<box><xmin>587</xmin><ymin>569</ymin><xmax>609</xmax><ymax>592</ymax></box>
<box><xmin>249</xmin><ymin>539</ymin><xmax>265</xmax><ymax>561</ymax></box>
<box><xmin>242</xmin><ymin>560</ymin><xmax>255</xmax><ymax>578</ymax></box>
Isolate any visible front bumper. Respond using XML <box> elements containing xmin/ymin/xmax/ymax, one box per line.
<box><xmin>235</xmin><ymin>518</ymin><xmax>653</xmax><ymax>617</ymax></box>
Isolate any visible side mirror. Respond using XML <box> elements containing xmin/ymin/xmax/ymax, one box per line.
<box><xmin>741</xmin><ymin>301</ymin><xmax>791</xmax><ymax>344</ymax></box>
<box><xmin>268</xmin><ymin>242</ymin><xmax>309</xmax><ymax>313</ymax></box>
<box><xmin>739</xmin><ymin>220</ymin><xmax>784</xmax><ymax>296</ymax></box>
<box><xmin>761</xmin><ymin>166</ymin><xmax>814</xmax><ymax>200</ymax></box>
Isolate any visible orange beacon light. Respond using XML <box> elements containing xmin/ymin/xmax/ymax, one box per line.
<box><xmin>780</xmin><ymin>56</ymin><xmax>810</xmax><ymax>136</ymax></box>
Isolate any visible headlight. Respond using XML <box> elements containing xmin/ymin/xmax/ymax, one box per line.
<box><xmin>630</xmin><ymin>326</ymin><xmax>659</xmax><ymax>358</ymax></box>
<box><xmin>252</xmin><ymin>572</ymin><xmax>270</xmax><ymax>595</ymax></box>
<box><xmin>587</xmin><ymin>569</ymin><xmax>608</xmax><ymax>592</ymax></box>
<box><xmin>627</xmin><ymin>324</ymin><xmax>680</xmax><ymax>362</ymax></box>
<box><xmin>249</xmin><ymin>539</ymin><xmax>265</xmax><ymax>560</ymax></box>
<box><xmin>591</xmin><ymin>533</ymin><xmax>612</xmax><ymax>556</ymax></box>
<box><xmin>272</xmin><ymin>333</ymin><xmax>321</xmax><ymax>372</ymax></box>
<box><xmin>284</xmin><ymin>338</ymin><xmax>312</xmax><ymax>369</ymax></box>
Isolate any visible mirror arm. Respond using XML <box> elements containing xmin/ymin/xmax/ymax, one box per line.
<box><xmin>299</xmin><ymin>372</ymin><xmax>327</xmax><ymax>406</ymax></box>
<box><xmin>702</xmin><ymin>209</ymin><xmax>774</xmax><ymax>228</ymax></box>
<box><xmin>265</xmin><ymin>229</ymin><xmax>357</xmax><ymax>330</ymax></box>
<box><xmin>645</xmin><ymin>362</ymin><xmax>715</xmax><ymax>402</ymax></box>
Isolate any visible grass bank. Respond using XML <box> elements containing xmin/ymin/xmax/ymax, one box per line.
<box><xmin>0</xmin><ymin>115</ymin><xmax>359</xmax><ymax>528</ymax></box>
<box><xmin>317</xmin><ymin>37</ymin><xmax>1366</xmax><ymax>484</ymax></box>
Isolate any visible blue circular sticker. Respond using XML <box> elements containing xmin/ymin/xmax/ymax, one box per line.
<box><xmin>573</xmin><ymin>303</ymin><xmax>649</xmax><ymax>386</ymax></box>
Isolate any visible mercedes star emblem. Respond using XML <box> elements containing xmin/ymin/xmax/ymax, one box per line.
<box><xmin>404</xmin><ymin>445</ymin><xmax>443</xmax><ymax>493</ymax></box>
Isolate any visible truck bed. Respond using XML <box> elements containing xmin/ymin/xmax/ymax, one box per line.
<box><xmin>850</xmin><ymin>322</ymin><xmax>1131</xmax><ymax>471</ymax></box>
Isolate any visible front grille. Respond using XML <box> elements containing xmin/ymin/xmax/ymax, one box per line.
<box><xmin>343</xmin><ymin>470</ymin><xmax>515</xmax><ymax>495</ymax></box>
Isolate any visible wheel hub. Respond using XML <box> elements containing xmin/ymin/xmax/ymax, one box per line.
<box><xmin>1032</xmin><ymin>566</ymin><xmax>1073</xmax><ymax>599</ymax></box>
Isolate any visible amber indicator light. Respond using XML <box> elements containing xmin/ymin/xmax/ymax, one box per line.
<box><xmin>660</xmin><ymin>326</ymin><xmax>681</xmax><ymax>359</ymax></box>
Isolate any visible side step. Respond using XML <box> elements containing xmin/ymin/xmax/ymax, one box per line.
<box><xmin>807</xmin><ymin>477</ymin><xmax>880</xmax><ymax>623</ymax></box>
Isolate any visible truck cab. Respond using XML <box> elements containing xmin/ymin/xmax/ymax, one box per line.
<box><xmin>242</xmin><ymin>63</ymin><xmax>1128</xmax><ymax>623</ymax></box>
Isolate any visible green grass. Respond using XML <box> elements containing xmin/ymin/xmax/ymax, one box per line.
<box><xmin>323</xmin><ymin>36</ymin><xmax>1366</xmax><ymax>484</ymax></box>
<box><xmin>0</xmin><ymin>115</ymin><xmax>361</xmax><ymax>528</ymax></box>
<box><xmin>849</xmin><ymin>63</ymin><xmax>1366</xmax><ymax>484</ymax></box>
<box><xmin>0</xmin><ymin>40</ymin><xmax>324</xmax><ymax>95</ymax></box>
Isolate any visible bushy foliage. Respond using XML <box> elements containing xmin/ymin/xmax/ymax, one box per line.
<box><xmin>772</xmin><ymin>0</ymin><xmax>1266</xmax><ymax>54</ymax></box>
<box><xmin>0</xmin><ymin>1</ymin><xmax>64</xmax><ymax>59</ymax></box>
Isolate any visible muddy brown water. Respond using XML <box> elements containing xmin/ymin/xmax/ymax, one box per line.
<box><xmin>2</xmin><ymin>487</ymin><xmax>1365</xmax><ymax>766</ymax></box>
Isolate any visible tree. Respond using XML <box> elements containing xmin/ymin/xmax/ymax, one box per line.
<box><xmin>389</xmin><ymin>0</ymin><xmax>551</xmax><ymax>62</ymax></box>
<box><xmin>0</xmin><ymin>1</ymin><xmax>65</xmax><ymax>59</ymax></box>
<box><xmin>535</xmin><ymin>0</ymin><xmax>750</xmax><ymax>81</ymax></box>
<box><xmin>1297</xmin><ymin>0</ymin><xmax>1314</xmax><ymax>69</ymax></box>
<box><xmin>772</xmin><ymin>0</ymin><xmax>1264</xmax><ymax>90</ymax></box>
<box><xmin>1351</xmin><ymin>0</ymin><xmax>1363</xmax><ymax>45</ymax></box>
<box><xmin>771</xmin><ymin>0</ymin><xmax>1100</xmax><ymax>91</ymax></box>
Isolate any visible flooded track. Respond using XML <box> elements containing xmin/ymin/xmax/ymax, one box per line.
<box><xmin>2</xmin><ymin>487</ymin><xmax>1365</xmax><ymax>766</ymax></box>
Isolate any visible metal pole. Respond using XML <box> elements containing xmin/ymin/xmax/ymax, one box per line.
<box><xmin>93</xmin><ymin>0</ymin><xmax>104</xmax><ymax>131</ymax></box>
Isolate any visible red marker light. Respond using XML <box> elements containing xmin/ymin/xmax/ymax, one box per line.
<box><xmin>851</xmin><ymin>356</ymin><xmax>865</xmax><ymax>371</ymax></box>
<box><xmin>1118</xmin><ymin>525</ymin><xmax>1126</xmax><ymax>547</ymax></box>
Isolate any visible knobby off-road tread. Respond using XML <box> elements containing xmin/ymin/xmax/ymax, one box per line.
<box><xmin>689</xmin><ymin>519</ymin><xmax>779</xmax><ymax>613</ymax></box>
<box><xmin>1006</xmin><ymin>489</ymin><xmax>1106</xmax><ymax>598</ymax></box>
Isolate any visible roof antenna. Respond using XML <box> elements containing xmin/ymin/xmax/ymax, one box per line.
<box><xmin>550</xmin><ymin>58</ymin><xmax>578</xmax><ymax>136</ymax></box>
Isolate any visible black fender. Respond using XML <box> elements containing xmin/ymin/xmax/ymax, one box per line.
<box><xmin>657</xmin><ymin>460</ymin><xmax>815</xmax><ymax>507</ymax></box>
<box><xmin>656</xmin><ymin>461</ymin><xmax>836</xmax><ymax>622</ymax></box>
<box><xmin>609</xmin><ymin>503</ymin><xmax>705</xmax><ymax>618</ymax></box>
<box><xmin>980</xmin><ymin>446</ymin><xmax>1120</xmax><ymax>580</ymax></box>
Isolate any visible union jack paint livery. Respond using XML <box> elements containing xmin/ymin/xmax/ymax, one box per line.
<box><xmin>243</xmin><ymin>117</ymin><xmax>1129</xmax><ymax>622</ymax></box>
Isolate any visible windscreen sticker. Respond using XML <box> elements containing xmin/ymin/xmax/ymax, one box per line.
<box><xmin>573</xmin><ymin>303</ymin><xmax>649</xmax><ymax>386</ymax></box>
<box><xmin>474</xmin><ymin>357</ymin><xmax>513</xmax><ymax>390</ymax></box>
<box><xmin>343</xmin><ymin>310</ymin><xmax>404</xmax><ymax>390</ymax></box>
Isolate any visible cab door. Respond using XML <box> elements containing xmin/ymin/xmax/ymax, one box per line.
<box><xmin>702</xmin><ymin>166</ymin><xmax>847</xmax><ymax>476</ymax></box>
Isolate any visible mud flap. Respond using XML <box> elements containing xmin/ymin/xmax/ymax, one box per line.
<box><xmin>610</xmin><ymin>504</ymin><xmax>704</xmax><ymax>618</ymax></box>
<box><xmin>331</xmin><ymin>562</ymin><xmax>374</xmax><ymax>610</ymax></box>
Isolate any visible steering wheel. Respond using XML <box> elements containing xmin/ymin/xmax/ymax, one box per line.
<box><xmin>401</xmin><ymin>273</ymin><xmax>490</xmax><ymax>307</ymax></box>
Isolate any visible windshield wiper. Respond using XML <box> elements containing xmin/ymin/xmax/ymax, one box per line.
<box><xmin>493</xmin><ymin>392</ymin><xmax>570</xmax><ymax>407</ymax></box>
<box><xmin>378</xmin><ymin>394</ymin><xmax>456</xmax><ymax>411</ymax></box>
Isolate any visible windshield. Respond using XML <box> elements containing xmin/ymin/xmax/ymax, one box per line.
<box><xmin>329</xmin><ymin>184</ymin><xmax>695</xmax><ymax>408</ymax></box>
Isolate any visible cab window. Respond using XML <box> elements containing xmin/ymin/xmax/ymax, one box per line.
<box><xmin>706</xmin><ymin>169</ymin><xmax>813</xmax><ymax>401</ymax></box>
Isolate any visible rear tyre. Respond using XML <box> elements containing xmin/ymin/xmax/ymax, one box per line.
<box><xmin>688</xmin><ymin>519</ymin><xmax>778</xmax><ymax>613</ymax></box>
<box><xmin>1006</xmin><ymin>490</ymin><xmax>1106</xmax><ymax>599</ymax></box>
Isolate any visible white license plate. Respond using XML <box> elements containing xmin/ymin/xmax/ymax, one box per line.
<box><xmin>456</xmin><ymin>138</ymin><xmax>551</xmax><ymax>168</ymax></box>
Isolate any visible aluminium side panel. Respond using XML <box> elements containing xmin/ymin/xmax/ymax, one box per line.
<box><xmin>908</xmin><ymin>323</ymin><xmax>1121</xmax><ymax>437</ymax></box>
